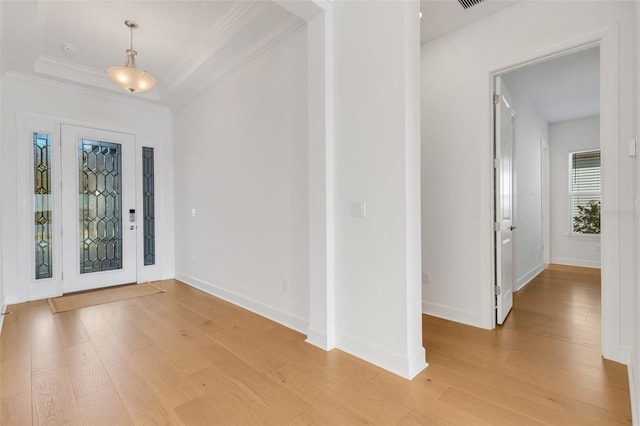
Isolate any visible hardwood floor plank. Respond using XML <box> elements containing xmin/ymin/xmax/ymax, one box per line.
<box><xmin>0</xmin><ymin>336</ymin><xmax>31</xmax><ymax>398</ymax></box>
<box><xmin>92</xmin><ymin>301</ymin><xmax>154</xmax><ymax>354</ymax></box>
<box><xmin>54</xmin><ymin>311</ymin><xmax>90</xmax><ymax>348</ymax></box>
<box><xmin>86</xmin><ymin>328</ymin><xmax>183</xmax><ymax>426</ymax></box>
<box><xmin>439</xmin><ymin>387</ymin><xmax>545</xmax><ymax>426</ymax></box>
<box><xmin>396</xmin><ymin>401</ymin><xmax>495</xmax><ymax>426</ymax></box>
<box><xmin>270</xmin><ymin>363</ymin><xmax>412</xmax><ymax>424</ymax></box>
<box><xmin>220</xmin><ymin>369</ymin><xmax>311</xmax><ymax>422</ymax></box>
<box><xmin>32</xmin><ymin>366</ymin><xmax>82</xmax><ymax>426</ymax></box>
<box><xmin>425</xmin><ymin>362</ymin><xmax>597</xmax><ymax>426</ymax></box>
<box><xmin>1</xmin><ymin>391</ymin><xmax>32</xmax><ymax>426</ymax></box>
<box><xmin>63</xmin><ymin>342</ymin><xmax>114</xmax><ymax>399</ymax></box>
<box><xmin>76</xmin><ymin>388</ymin><xmax>133</xmax><ymax>426</ymax></box>
<box><xmin>426</xmin><ymin>347</ymin><xmax>632</xmax><ymax>424</ymax></box>
<box><xmin>183</xmin><ymin>368</ymin><xmax>283</xmax><ymax>425</ymax></box>
<box><xmin>173</xmin><ymin>394</ymin><xmax>235</xmax><ymax>425</ymax></box>
<box><xmin>265</xmin><ymin>364</ymin><xmax>371</xmax><ymax>424</ymax></box>
<box><xmin>128</xmin><ymin>346</ymin><xmax>205</xmax><ymax>408</ymax></box>
<box><xmin>0</xmin><ymin>267</ymin><xmax>631</xmax><ymax>425</ymax></box>
<box><xmin>0</xmin><ymin>303</ymin><xmax>31</xmax><ymax>348</ymax></box>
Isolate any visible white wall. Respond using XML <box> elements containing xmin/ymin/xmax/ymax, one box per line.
<box><xmin>0</xmin><ymin>1</ymin><xmax>4</xmax><ymax>326</ymax></box>
<box><xmin>421</xmin><ymin>0</ymin><xmax>635</xmax><ymax>362</ymax></box>
<box><xmin>172</xmin><ymin>26</ymin><xmax>310</xmax><ymax>333</ymax></box>
<box><xmin>501</xmin><ymin>74</ymin><xmax>548</xmax><ymax>289</ymax></box>
<box><xmin>332</xmin><ymin>0</ymin><xmax>426</xmax><ymax>379</ymax></box>
<box><xmin>632</xmin><ymin>0</ymin><xmax>640</xmax><ymax>422</ymax></box>
<box><xmin>0</xmin><ymin>74</ymin><xmax>175</xmax><ymax>303</ymax></box>
<box><xmin>549</xmin><ymin>116</ymin><xmax>601</xmax><ymax>267</ymax></box>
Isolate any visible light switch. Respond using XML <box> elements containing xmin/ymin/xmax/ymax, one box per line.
<box><xmin>629</xmin><ymin>138</ymin><xmax>637</xmax><ymax>158</ymax></box>
<box><xmin>191</xmin><ymin>208</ymin><xmax>196</xmax><ymax>217</ymax></box>
<box><xmin>350</xmin><ymin>201</ymin><xmax>366</xmax><ymax>218</ymax></box>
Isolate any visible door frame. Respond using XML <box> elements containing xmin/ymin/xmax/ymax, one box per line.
<box><xmin>488</xmin><ymin>25</ymin><xmax>624</xmax><ymax>362</ymax></box>
<box><xmin>541</xmin><ymin>137</ymin><xmax>550</xmax><ymax>266</ymax></box>
<box><xmin>17</xmin><ymin>113</ymin><xmax>161</xmax><ymax>301</ymax></box>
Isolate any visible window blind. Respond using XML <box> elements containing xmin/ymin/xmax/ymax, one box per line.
<box><xmin>570</xmin><ymin>150</ymin><xmax>600</xmax><ymax>234</ymax></box>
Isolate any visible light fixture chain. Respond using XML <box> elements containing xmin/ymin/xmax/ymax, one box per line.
<box><xmin>130</xmin><ymin>25</ymin><xmax>133</xmax><ymax>50</ymax></box>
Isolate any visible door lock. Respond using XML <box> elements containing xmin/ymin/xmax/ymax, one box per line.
<box><xmin>509</xmin><ymin>226</ymin><xmax>517</xmax><ymax>231</ymax></box>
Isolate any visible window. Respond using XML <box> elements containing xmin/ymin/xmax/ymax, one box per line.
<box><xmin>569</xmin><ymin>150</ymin><xmax>600</xmax><ymax>235</ymax></box>
<box><xmin>33</xmin><ymin>132</ymin><xmax>53</xmax><ymax>279</ymax></box>
<box><xmin>142</xmin><ymin>147</ymin><xmax>155</xmax><ymax>265</ymax></box>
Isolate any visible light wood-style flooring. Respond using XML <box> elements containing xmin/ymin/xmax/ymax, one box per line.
<box><xmin>0</xmin><ymin>264</ymin><xmax>632</xmax><ymax>425</ymax></box>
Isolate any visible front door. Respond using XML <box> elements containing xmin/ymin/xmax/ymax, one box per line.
<box><xmin>495</xmin><ymin>76</ymin><xmax>515</xmax><ymax>325</ymax></box>
<box><xmin>61</xmin><ymin>124</ymin><xmax>137</xmax><ymax>293</ymax></box>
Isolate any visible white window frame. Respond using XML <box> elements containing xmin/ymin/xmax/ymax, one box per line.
<box><xmin>568</xmin><ymin>149</ymin><xmax>601</xmax><ymax>237</ymax></box>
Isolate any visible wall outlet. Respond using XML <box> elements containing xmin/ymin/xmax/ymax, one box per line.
<box><xmin>282</xmin><ymin>279</ymin><xmax>289</xmax><ymax>292</ymax></box>
<box><xmin>422</xmin><ymin>272</ymin><xmax>430</xmax><ymax>285</ymax></box>
<box><xmin>191</xmin><ymin>208</ymin><xmax>197</xmax><ymax>217</ymax></box>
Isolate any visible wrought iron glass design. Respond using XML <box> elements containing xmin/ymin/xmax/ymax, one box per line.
<box><xmin>78</xmin><ymin>139</ymin><xmax>123</xmax><ymax>274</ymax></box>
<box><xmin>34</xmin><ymin>133</ymin><xmax>53</xmax><ymax>280</ymax></box>
<box><xmin>142</xmin><ymin>147</ymin><xmax>155</xmax><ymax>265</ymax></box>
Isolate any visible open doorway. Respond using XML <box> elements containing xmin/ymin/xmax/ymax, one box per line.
<box><xmin>492</xmin><ymin>45</ymin><xmax>601</xmax><ymax>325</ymax></box>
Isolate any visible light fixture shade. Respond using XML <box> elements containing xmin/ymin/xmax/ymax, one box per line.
<box><xmin>106</xmin><ymin>66</ymin><xmax>157</xmax><ymax>93</ymax></box>
<box><xmin>106</xmin><ymin>22</ymin><xmax>157</xmax><ymax>93</ymax></box>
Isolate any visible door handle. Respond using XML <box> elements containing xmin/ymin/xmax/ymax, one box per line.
<box><xmin>130</xmin><ymin>225</ymin><xmax>135</xmax><ymax>230</ymax></box>
<box><xmin>509</xmin><ymin>226</ymin><xmax>517</xmax><ymax>231</ymax></box>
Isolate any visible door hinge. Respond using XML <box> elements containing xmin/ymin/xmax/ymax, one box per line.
<box><xmin>493</xmin><ymin>158</ymin><xmax>500</xmax><ymax>168</ymax></box>
<box><xmin>495</xmin><ymin>285</ymin><xmax>501</xmax><ymax>296</ymax></box>
<box><xmin>493</xmin><ymin>94</ymin><xmax>500</xmax><ymax>105</ymax></box>
<box><xmin>494</xmin><ymin>222</ymin><xmax>500</xmax><ymax>232</ymax></box>
<box><xmin>61</xmin><ymin>272</ymin><xmax>64</xmax><ymax>280</ymax></box>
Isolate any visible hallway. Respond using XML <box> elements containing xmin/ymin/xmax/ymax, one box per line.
<box><xmin>421</xmin><ymin>264</ymin><xmax>631</xmax><ymax>424</ymax></box>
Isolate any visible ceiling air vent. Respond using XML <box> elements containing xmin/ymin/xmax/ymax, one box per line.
<box><xmin>457</xmin><ymin>0</ymin><xmax>485</xmax><ymax>9</ymax></box>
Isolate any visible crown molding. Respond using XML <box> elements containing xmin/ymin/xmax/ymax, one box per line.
<box><xmin>3</xmin><ymin>71</ymin><xmax>170</xmax><ymax>113</ymax></box>
<box><xmin>169</xmin><ymin>16</ymin><xmax>305</xmax><ymax>112</ymax></box>
<box><xmin>162</xmin><ymin>1</ymin><xmax>259</xmax><ymax>96</ymax></box>
<box><xmin>273</xmin><ymin>0</ymin><xmax>328</xmax><ymax>20</ymax></box>
<box><xmin>34</xmin><ymin>55</ymin><xmax>161</xmax><ymax>101</ymax></box>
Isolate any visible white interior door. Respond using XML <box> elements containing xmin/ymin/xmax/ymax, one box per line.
<box><xmin>61</xmin><ymin>124</ymin><xmax>137</xmax><ymax>293</ymax></box>
<box><xmin>495</xmin><ymin>76</ymin><xmax>515</xmax><ymax>325</ymax></box>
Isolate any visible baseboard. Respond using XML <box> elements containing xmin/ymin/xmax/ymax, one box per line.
<box><xmin>550</xmin><ymin>257</ymin><xmax>601</xmax><ymax>268</ymax></box>
<box><xmin>336</xmin><ymin>333</ymin><xmax>428</xmax><ymax>380</ymax></box>
<box><xmin>305</xmin><ymin>327</ymin><xmax>335</xmax><ymax>351</ymax></box>
<box><xmin>175</xmin><ymin>274</ymin><xmax>309</xmax><ymax>335</ymax></box>
<box><xmin>0</xmin><ymin>303</ymin><xmax>6</xmax><ymax>335</ymax></box>
<box><xmin>629</xmin><ymin>365</ymin><xmax>639</xmax><ymax>426</ymax></box>
<box><xmin>620</xmin><ymin>344</ymin><xmax>633</xmax><ymax>365</ymax></box>
<box><xmin>515</xmin><ymin>263</ymin><xmax>545</xmax><ymax>291</ymax></box>
<box><xmin>422</xmin><ymin>301</ymin><xmax>484</xmax><ymax>329</ymax></box>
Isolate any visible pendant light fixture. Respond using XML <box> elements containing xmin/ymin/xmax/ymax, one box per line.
<box><xmin>106</xmin><ymin>20</ymin><xmax>156</xmax><ymax>93</ymax></box>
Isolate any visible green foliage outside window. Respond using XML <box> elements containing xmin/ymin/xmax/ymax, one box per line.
<box><xmin>573</xmin><ymin>200</ymin><xmax>600</xmax><ymax>234</ymax></box>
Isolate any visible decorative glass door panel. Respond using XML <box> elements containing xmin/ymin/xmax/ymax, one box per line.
<box><xmin>34</xmin><ymin>133</ymin><xmax>53</xmax><ymax>280</ymax></box>
<box><xmin>79</xmin><ymin>139</ymin><xmax>123</xmax><ymax>274</ymax></box>
<box><xmin>61</xmin><ymin>125</ymin><xmax>136</xmax><ymax>293</ymax></box>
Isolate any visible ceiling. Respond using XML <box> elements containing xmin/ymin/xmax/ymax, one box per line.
<box><xmin>1</xmin><ymin>1</ymin><xmax>304</xmax><ymax>108</ymax></box>
<box><xmin>419</xmin><ymin>0</ymin><xmax>599</xmax><ymax>124</ymax></box>
<box><xmin>502</xmin><ymin>47</ymin><xmax>600</xmax><ymax>124</ymax></box>
<box><xmin>2</xmin><ymin>0</ymin><xmax>593</xmax><ymax>118</ymax></box>
<box><xmin>420</xmin><ymin>0</ymin><xmax>519</xmax><ymax>43</ymax></box>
